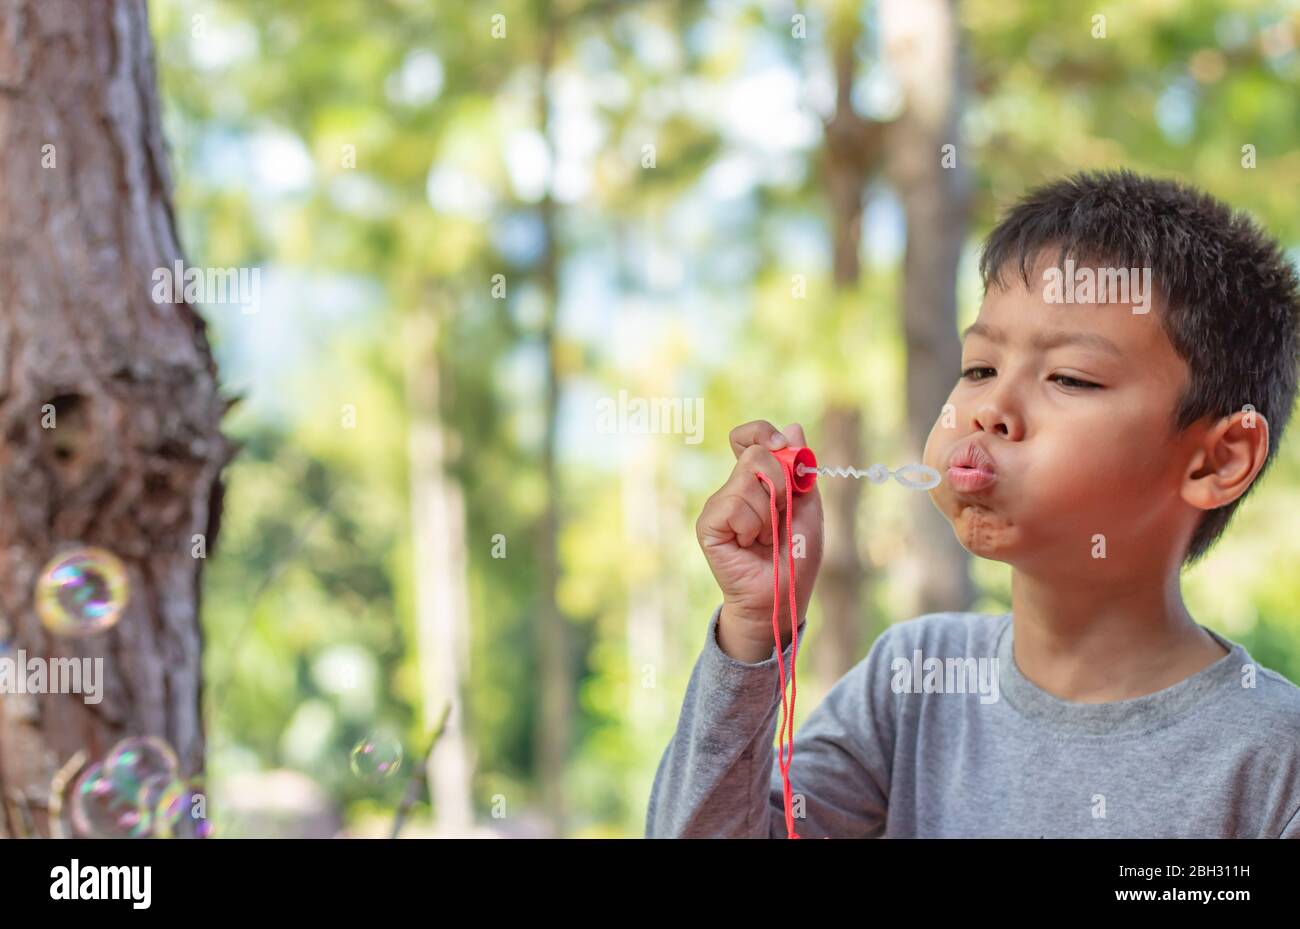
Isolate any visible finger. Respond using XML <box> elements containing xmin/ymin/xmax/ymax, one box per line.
<box><xmin>732</xmin><ymin>444</ymin><xmax>791</xmax><ymax>512</ymax></box>
<box><xmin>700</xmin><ymin>491</ymin><xmax>766</xmax><ymax>549</ymax></box>
<box><xmin>731</xmin><ymin>448</ymin><xmax>798</xmax><ymax>546</ymax></box>
<box><xmin>729</xmin><ymin>420</ymin><xmax>788</xmax><ymax>460</ymax></box>
<box><xmin>781</xmin><ymin>423</ymin><xmax>807</xmax><ymax>447</ymax></box>
<box><xmin>732</xmin><ymin>481</ymin><xmax>778</xmax><ymax>548</ymax></box>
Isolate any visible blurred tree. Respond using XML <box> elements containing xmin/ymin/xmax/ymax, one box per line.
<box><xmin>0</xmin><ymin>0</ymin><xmax>231</xmax><ymax>836</ymax></box>
<box><xmin>531</xmin><ymin>0</ymin><xmax>569</xmax><ymax>835</ymax></box>
<box><xmin>880</xmin><ymin>0</ymin><xmax>976</xmax><ymax>616</ymax></box>
<box><xmin>812</xmin><ymin>0</ymin><xmax>883</xmax><ymax>682</ymax></box>
<box><xmin>404</xmin><ymin>288</ymin><xmax>473</xmax><ymax>836</ymax></box>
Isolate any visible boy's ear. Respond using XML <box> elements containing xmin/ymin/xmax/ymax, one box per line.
<box><xmin>1182</xmin><ymin>410</ymin><xmax>1270</xmax><ymax>512</ymax></box>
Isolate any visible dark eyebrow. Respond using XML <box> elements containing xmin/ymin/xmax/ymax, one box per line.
<box><xmin>961</xmin><ymin>321</ymin><xmax>1124</xmax><ymax>359</ymax></box>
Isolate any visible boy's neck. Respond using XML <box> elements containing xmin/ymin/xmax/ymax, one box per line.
<box><xmin>1008</xmin><ymin>567</ymin><xmax>1230</xmax><ymax>703</ymax></box>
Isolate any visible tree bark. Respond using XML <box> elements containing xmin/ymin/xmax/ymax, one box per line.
<box><xmin>881</xmin><ymin>0</ymin><xmax>976</xmax><ymax>616</ymax></box>
<box><xmin>0</xmin><ymin>0</ymin><xmax>230</xmax><ymax>836</ymax></box>
<box><xmin>814</xmin><ymin>5</ymin><xmax>884</xmax><ymax>679</ymax></box>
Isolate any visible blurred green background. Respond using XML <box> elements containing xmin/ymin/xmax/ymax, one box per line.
<box><xmin>146</xmin><ymin>0</ymin><xmax>1300</xmax><ymax>837</ymax></box>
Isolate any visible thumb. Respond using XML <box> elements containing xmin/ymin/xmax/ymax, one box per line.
<box><xmin>781</xmin><ymin>422</ymin><xmax>807</xmax><ymax>447</ymax></box>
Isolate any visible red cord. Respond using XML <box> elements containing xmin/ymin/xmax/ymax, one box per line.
<box><xmin>755</xmin><ymin>457</ymin><xmax>800</xmax><ymax>839</ymax></box>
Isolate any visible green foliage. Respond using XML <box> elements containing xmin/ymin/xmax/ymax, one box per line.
<box><xmin>151</xmin><ymin>0</ymin><xmax>1300</xmax><ymax>836</ymax></box>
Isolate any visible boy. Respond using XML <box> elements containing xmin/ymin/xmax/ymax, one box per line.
<box><xmin>645</xmin><ymin>170</ymin><xmax>1300</xmax><ymax>838</ymax></box>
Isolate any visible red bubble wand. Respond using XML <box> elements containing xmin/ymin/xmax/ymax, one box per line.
<box><xmin>756</xmin><ymin>445</ymin><xmax>939</xmax><ymax>839</ymax></box>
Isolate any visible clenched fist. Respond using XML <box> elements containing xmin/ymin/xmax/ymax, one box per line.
<box><xmin>695</xmin><ymin>421</ymin><xmax>825</xmax><ymax>663</ymax></box>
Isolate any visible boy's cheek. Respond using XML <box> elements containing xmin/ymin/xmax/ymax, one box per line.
<box><xmin>922</xmin><ymin>404</ymin><xmax>958</xmax><ymax>464</ymax></box>
<box><xmin>921</xmin><ymin>429</ymin><xmax>945</xmax><ymax>476</ymax></box>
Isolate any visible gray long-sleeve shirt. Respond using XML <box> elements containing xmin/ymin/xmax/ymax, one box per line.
<box><xmin>645</xmin><ymin>604</ymin><xmax>1300</xmax><ymax>838</ymax></box>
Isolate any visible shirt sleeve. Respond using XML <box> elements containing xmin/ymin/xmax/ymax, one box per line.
<box><xmin>645</xmin><ymin>602</ymin><xmax>896</xmax><ymax>838</ymax></box>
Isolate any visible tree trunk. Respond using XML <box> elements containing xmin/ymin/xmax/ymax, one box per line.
<box><xmin>881</xmin><ymin>0</ymin><xmax>976</xmax><ymax>615</ymax></box>
<box><xmin>403</xmin><ymin>299</ymin><xmax>474</xmax><ymax>836</ymax></box>
<box><xmin>533</xmin><ymin>9</ymin><xmax>570</xmax><ymax>837</ymax></box>
<box><xmin>813</xmin><ymin>406</ymin><xmax>865</xmax><ymax>682</ymax></box>
<box><xmin>814</xmin><ymin>4</ymin><xmax>884</xmax><ymax>679</ymax></box>
<box><xmin>0</xmin><ymin>0</ymin><xmax>230</xmax><ymax>836</ymax></box>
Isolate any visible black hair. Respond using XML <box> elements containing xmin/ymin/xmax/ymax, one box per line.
<box><xmin>978</xmin><ymin>169</ymin><xmax>1300</xmax><ymax>566</ymax></box>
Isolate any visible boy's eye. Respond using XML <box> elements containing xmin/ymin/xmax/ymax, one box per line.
<box><xmin>961</xmin><ymin>367</ymin><xmax>1101</xmax><ymax>390</ymax></box>
<box><xmin>1050</xmin><ymin>374</ymin><xmax>1102</xmax><ymax>390</ymax></box>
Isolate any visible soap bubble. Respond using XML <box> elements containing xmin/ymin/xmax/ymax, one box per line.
<box><xmin>36</xmin><ymin>547</ymin><xmax>129</xmax><ymax>637</ymax></box>
<box><xmin>139</xmin><ymin>775</ymin><xmax>188</xmax><ymax>838</ymax></box>
<box><xmin>103</xmin><ymin>736</ymin><xmax>180</xmax><ymax>806</ymax></box>
<box><xmin>350</xmin><ymin>731</ymin><xmax>403</xmax><ymax>781</ymax></box>
<box><xmin>70</xmin><ymin>762</ymin><xmax>152</xmax><ymax>838</ymax></box>
<box><xmin>142</xmin><ymin>775</ymin><xmax>211</xmax><ymax>838</ymax></box>
<box><xmin>67</xmin><ymin>739</ymin><xmax>185</xmax><ymax>839</ymax></box>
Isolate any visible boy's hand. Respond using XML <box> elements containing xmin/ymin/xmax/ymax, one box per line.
<box><xmin>696</xmin><ymin>421</ymin><xmax>825</xmax><ymax>663</ymax></box>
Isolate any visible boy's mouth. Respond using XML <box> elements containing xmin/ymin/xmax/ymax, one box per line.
<box><xmin>947</xmin><ymin>440</ymin><xmax>999</xmax><ymax>493</ymax></box>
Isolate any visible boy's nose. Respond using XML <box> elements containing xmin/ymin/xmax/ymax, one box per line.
<box><xmin>973</xmin><ymin>395</ymin><xmax>1023</xmax><ymax>440</ymax></box>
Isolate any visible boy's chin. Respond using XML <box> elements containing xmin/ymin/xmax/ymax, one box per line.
<box><xmin>945</xmin><ymin>501</ymin><xmax>1020</xmax><ymax>560</ymax></box>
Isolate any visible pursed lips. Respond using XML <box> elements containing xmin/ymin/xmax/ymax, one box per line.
<box><xmin>949</xmin><ymin>440</ymin><xmax>997</xmax><ymax>473</ymax></box>
<box><xmin>946</xmin><ymin>440</ymin><xmax>998</xmax><ymax>492</ymax></box>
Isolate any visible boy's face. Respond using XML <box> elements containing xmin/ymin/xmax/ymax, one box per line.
<box><xmin>921</xmin><ymin>254</ymin><xmax>1197</xmax><ymax>570</ymax></box>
